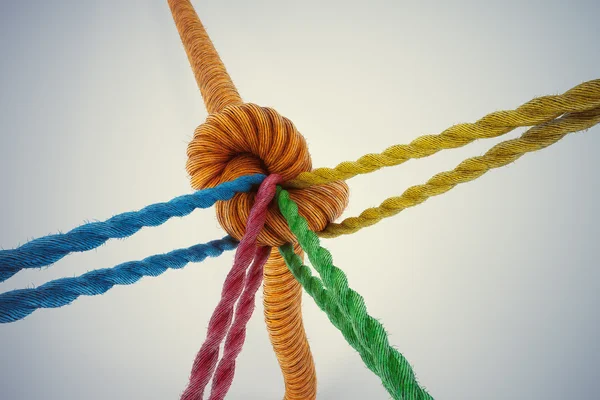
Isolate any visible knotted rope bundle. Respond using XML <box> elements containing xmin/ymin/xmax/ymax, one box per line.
<box><xmin>168</xmin><ymin>1</ymin><xmax>348</xmax><ymax>397</ymax></box>
<box><xmin>187</xmin><ymin>103</ymin><xmax>349</xmax><ymax>247</ymax></box>
<box><xmin>1</xmin><ymin>1</ymin><xmax>599</xmax><ymax>399</ymax></box>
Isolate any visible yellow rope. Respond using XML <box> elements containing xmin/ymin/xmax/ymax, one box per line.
<box><xmin>286</xmin><ymin>79</ymin><xmax>600</xmax><ymax>189</ymax></box>
<box><xmin>319</xmin><ymin>105</ymin><xmax>600</xmax><ymax>238</ymax></box>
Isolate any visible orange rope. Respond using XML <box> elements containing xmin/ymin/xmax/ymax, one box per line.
<box><xmin>167</xmin><ymin>1</ymin><xmax>336</xmax><ymax>398</ymax></box>
<box><xmin>185</xmin><ymin>103</ymin><xmax>347</xmax><ymax>399</ymax></box>
<box><xmin>167</xmin><ymin>0</ymin><xmax>242</xmax><ymax>114</ymax></box>
<box><xmin>264</xmin><ymin>247</ymin><xmax>317</xmax><ymax>400</ymax></box>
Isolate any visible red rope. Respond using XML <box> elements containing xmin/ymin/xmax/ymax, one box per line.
<box><xmin>181</xmin><ymin>174</ymin><xmax>283</xmax><ymax>400</ymax></box>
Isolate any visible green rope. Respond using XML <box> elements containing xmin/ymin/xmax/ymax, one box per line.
<box><xmin>276</xmin><ymin>187</ymin><xmax>433</xmax><ymax>400</ymax></box>
<box><xmin>279</xmin><ymin>243</ymin><xmax>383</xmax><ymax>387</ymax></box>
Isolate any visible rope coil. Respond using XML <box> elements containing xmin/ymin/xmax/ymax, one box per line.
<box><xmin>186</xmin><ymin>102</ymin><xmax>349</xmax><ymax>246</ymax></box>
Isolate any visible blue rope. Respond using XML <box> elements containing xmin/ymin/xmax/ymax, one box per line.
<box><xmin>0</xmin><ymin>174</ymin><xmax>265</xmax><ymax>283</ymax></box>
<box><xmin>0</xmin><ymin>236</ymin><xmax>238</xmax><ymax>323</ymax></box>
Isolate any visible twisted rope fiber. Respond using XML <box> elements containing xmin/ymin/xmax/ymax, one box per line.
<box><xmin>173</xmin><ymin>14</ymin><xmax>347</xmax><ymax>398</ymax></box>
<box><xmin>262</xmin><ymin>247</ymin><xmax>318</xmax><ymax>400</ymax></box>
<box><xmin>167</xmin><ymin>1</ymin><xmax>346</xmax><ymax>397</ymax></box>
<box><xmin>4</xmin><ymin>0</ymin><xmax>596</xmax><ymax>397</ymax></box>
<box><xmin>321</xmin><ymin>105</ymin><xmax>600</xmax><ymax>238</ymax></box>
<box><xmin>0</xmin><ymin>174</ymin><xmax>265</xmax><ymax>283</ymax></box>
<box><xmin>0</xmin><ymin>237</ymin><xmax>238</xmax><ymax>324</ymax></box>
<box><xmin>208</xmin><ymin>246</ymin><xmax>270</xmax><ymax>400</ymax></box>
<box><xmin>277</xmin><ymin>188</ymin><xmax>433</xmax><ymax>400</ymax></box>
<box><xmin>167</xmin><ymin>0</ymin><xmax>242</xmax><ymax>114</ymax></box>
<box><xmin>287</xmin><ymin>79</ymin><xmax>600</xmax><ymax>189</ymax></box>
<box><xmin>182</xmin><ymin>174</ymin><xmax>282</xmax><ymax>400</ymax></box>
<box><xmin>278</xmin><ymin>243</ymin><xmax>384</xmax><ymax>390</ymax></box>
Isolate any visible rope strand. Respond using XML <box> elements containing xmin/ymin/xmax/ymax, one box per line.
<box><xmin>287</xmin><ymin>79</ymin><xmax>600</xmax><ymax>189</ymax></box>
<box><xmin>208</xmin><ymin>246</ymin><xmax>270</xmax><ymax>400</ymax></box>
<box><xmin>277</xmin><ymin>188</ymin><xmax>433</xmax><ymax>400</ymax></box>
<box><xmin>167</xmin><ymin>0</ymin><xmax>243</xmax><ymax>114</ymax></box>
<box><xmin>0</xmin><ymin>174</ymin><xmax>265</xmax><ymax>283</ymax></box>
<box><xmin>278</xmin><ymin>244</ymin><xmax>381</xmax><ymax>387</ymax></box>
<box><xmin>262</xmin><ymin>247</ymin><xmax>318</xmax><ymax>400</ymax></box>
<box><xmin>0</xmin><ymin>236</ymin><xmax>238</xmax><ymax>324</ymax></box>
<box><xmin>167</xmin><ymin>1</ymin><xmax>324</xmax><ymax>394</ymax></box>
<box><xmin>320</xmin><ymin>106</ymin><xmax>600</xmax><ymax>238</ymax></box>
<box><xmin>182</xmin><ymin>175</ymin><xmax>282</xmax><ymax>400</ymax></box>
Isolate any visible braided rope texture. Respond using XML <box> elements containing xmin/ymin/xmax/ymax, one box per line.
<box><xmin>278</xmin><ymin>244</ymin><xmax>378</xmax><ymax>379</ymax></box>
<box><xmin>208</xmin><ymin>247</ymin><xmax>270</xmax><ymax>400</ymax></box>
<box><xmin>167</xmin><ymin>0</ymin><xmax>242</xmax><ymax>114</ymax></box>
<box><xmin>0</xmin><ymin>174</ymin><xmax>265</xmax><ymax>283</ymax></box>
<box><xmin>0</xmin><ymin>236</ymin><xmax>238</xmax><ymax>324</ymax></box>
<box><xmin>288</xmin><ymin>79</ymin><xmax>600</xmax><ymax>189</ymax></box>
<box><xmin>182</xmin><ymin>174</ymin><xmax>281</xmax><ymax>400</ymax></box>
<box><xmin>277</xmin><ymin>188</ymin><xmax>433</xmax><ymax>400</ymax></box>
<box><xmin>168</xmin><ymin>1</ymin><xmax>345</xmax><ymax>394</ymax></box>
<box><xmin>279</xmin><ymin>243</ymin><xmax>397</xmax><ymax>395</ymax></box>
<box><xmin>263</xmin><ymin>246</ymin><xmax>317</xmax><ymax>400</ymax></box>
<box><xmin>321</xmin><ymin>105</ymin><xmax>600</xmax><ymax>237</ymax></box>
<box><xmin>207</xmin><ymin>177</ymin><xmax>284</xmax><ymax>400</ymax></box>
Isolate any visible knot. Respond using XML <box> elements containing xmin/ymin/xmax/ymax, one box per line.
<box><xmin>186</xmin><ymin>103</ymin><xmax>349</xmax><ymax>247</ymax></box>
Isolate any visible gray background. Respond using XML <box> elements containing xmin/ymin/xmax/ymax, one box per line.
<box><xmin>1</xmin><ymin>0</ymin><xmax>599</xmax><ymax>399</ymax></box>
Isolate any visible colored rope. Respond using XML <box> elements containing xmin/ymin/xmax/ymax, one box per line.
<box><xmin>168</xmin><ymin>1</ymin><xmax>343</xmax><ymax>396</ymax></box>
<box><xmin>286</xmin><ymin>79</ymin><xmax>600</xmax><ymax>189</ymax></box>
<box><xmin>0</xmin><ymin>236</ymin><xmax>238</xmax><ymax>324</ymax></box>
<box><xmin>277</xmin><ymin>187</ymin><xmax>433</xmax><ymax>400</ymax></box>
<box><xmin>0</xmin><ymin>174</ymin><xmax>265</xmax><ymax>283</ymax></box>
<box><xmin>320</xmin><ymin>105</ymin><xmax>600</xmax><ymax>238</ymax></box>
<box><xmin>208</xmin><ymin>247</ymin><xmax>270</xmax><ymax>400</ymax></box>
<box><xmin>185</xmin><ymin>102</ymin><xmax>349</xmax><ymax>246</ymax></box>
<box><xmin>167</xmin><ymin>0</ymin><xmax>242</xmax><ymax>114</ymax></box>
<box><xmin>262</xmin><ymin>247</ymin><xmax>318</xmax><ymax>400</ymax></box>
<box><xmin>182</xmin><ymin>174</ymin><xmax>281</xmax><ymax>400</ymax></box>
<box><xmin>279</xmin><ymin>244</ymin><xmax>392</xmax><ymax>393</ymax></box>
